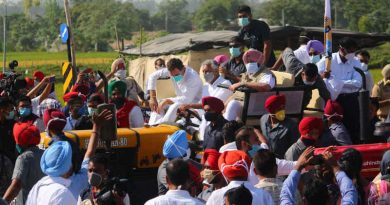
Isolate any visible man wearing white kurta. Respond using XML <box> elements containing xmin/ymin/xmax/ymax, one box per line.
<box><xmin>148</xmin><ymin>58</ymin><xmax>203</xmax><ymax>125</ymax></box>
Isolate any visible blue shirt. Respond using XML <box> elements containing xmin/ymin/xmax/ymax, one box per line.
<box><xmin>69</xmin><ymin>158</ymin><xmax>89</xmax><ymax>199</ymax></box>
<box><xmin>280</xmin><ymin>170</ymin><xmax>358</xmax><ymax>205</ymax></box>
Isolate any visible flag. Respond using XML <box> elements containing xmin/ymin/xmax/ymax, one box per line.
<box><xmin>324</xmin><ymin>0</ymin><xmax>332</xmax><ymax>72</ymax></box>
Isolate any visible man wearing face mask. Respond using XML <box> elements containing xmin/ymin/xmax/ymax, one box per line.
<box><xmin>317</xmin><ymin>37</ymin><xmax>363</xmax><ymax>143</ymax></box>
<box><xmin>222</xmin><ymin>37</ymin><xmax>247</xmax><ymax>83</ymax></box>
<box><xmin>78</xmin><ymin>154</ymin><xmax>130</xmax><ymax>205</ymax></box>
<box><xmin>16</xmin><ymin>96</ymin><xmax>39</xmax><ymax>124</ymax></box>
<box><xmin>109</xmin><ymin>58</ymin><xmax>146</xmax><ymax>106</ymax></box>
<box><xmin>356</xmin><ymin>50</ymin><xmax>374</xmax><ymax>95</ymax></box>
<box><xmin>236</xmin><ymin>5</ymin><xmax>276</xmax><ymax>67</ymax></box>
<box><xmin>372</xmin><ymin>64</ymin><xmax>390</xmax><ymax>120</ymax></box>
<box><xmin>75</xmin><ymin>93</ymin><xmax>105</xmax><ymax>130</ymax></box>
<box><xmin>260</xmin><ymin>94</ymin><xmax>299</xmax><ymax>159</ymax></box>
<box><xmin>0</xmin><ymin>96</ymin><xmax>16</xmax><ymax>174</ymax></box>
<box><xmin>224</xmin><ymin>49</ymin><xmax>275</xmax><ymax>121</ymax></box>
<box><xmin>63</xmin><ymin>92</ymin><xmax>88</xmax><ymax>131</ymax></box>
<box><xmin>202</xmin><ymin>96</ymin><xmax>228</xmax><ymax>150</ymax></box>
<box><xmin>147</xmin><ymin>58</ymin><xmax>203</xmax><ymax>125</ymax></box>
<box><xmin>108</xmin><ymin>80</ymin><xmax>144</xmax><ymax>128</ymax></box>
<box><xmin>285</xmin><ymin>117</ymin><xmax>324</xmax><ymax>161</ymax></box>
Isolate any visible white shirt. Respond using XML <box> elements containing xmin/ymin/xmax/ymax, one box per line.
<box><xmin>202</xmin><ymin>76</ymin><xmax>233</xmax><ymax>102</ymax></box>
<box><xmin>129</xmin><ymin>106</ymin><xmax>144</xmax><ymax>128</ymax></box>
<box><xmin>147</xmin><ymin>67</ymin><xmax>203</xmax><ymax>104</ymax></box>
<box><xmin>293</xmin><ymin>45</ymin><xmax>310</xmax><ymax>64</ymax></box>
<box><xmin>248</xmin><ymin>159</ymin><xmax>297</xmax><ymax>185</ymax></box>
<box><xmin>206</xmin><ymin>181</ymin><xmax>274</xmax><ymax>205</ymax></box>
<box><xmin>31</xmin><ymin>96</ymin><xmax>40</xmax><ymax>116</ymax></box>
<box><xmin>77</xmin><ymin>194</ymin><xmax>131</xmax><ymax>205</ymax></box>
<box><xmin>219</xmin><ymin>142</ymin><xmax>237</xmax><ymax>153</ymax></box>
<box><xmin>257</xmin><ymin>73</ymin><xmax>276</xmax><ymax>89</ymax></box>
<box><xmin>63</xmin><ymin>116</ymin><xmax>77</xmax><ymax>131</ymax></box>
<box><xmin>145</xmin><ymin>190</ymin><xmax>205</xmax><ymax>205</ymax></box>
<box><xmin>26</xmin><ymin>176</ymin><xmax>77</xmax><ymax>205</ymax></box>
<box><xmin>317</xmin><ymin>52</ymin><xmax>362</xmax><ymax>93</ymax></box>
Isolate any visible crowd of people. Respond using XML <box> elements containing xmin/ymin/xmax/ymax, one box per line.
<box><xmin>0</xmin><ymin>4</ymin><xmax>389</xmax><ymax>205</ymax></box>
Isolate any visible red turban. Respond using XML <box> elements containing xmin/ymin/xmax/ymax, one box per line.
<box><xmin>324</xmin><ymin>100</ymin><xmax>343</xmax><ymax>121</ymax></box>
<box><xmin>0</xmin><ymin>72</ymin><xmax>4</xmax><ymax>80</ymax></box>
<box><xmin>63</xmin><ymin>91</ymin><xmax>87</xmax><ymax>103</ymax></box>
<box><xmin>13</xmin><ymin>122</ymin><xmax>41</xmax><ymax>147</ymax></box>
<box><xmin>299</xmin><ymin>117</ymin><xmax>324</xmax><ymax>140</ymax></box>
<box><xmin>202</xmin><ymin>96</ymin><xmax>224</xmax><ymax>114</ymax></box>
<box><xmin>202</xmin><ymin>149</ymin><xmax>221</xmax><ymax>171</ymax></box>
<box><xmin>243</xmin><ymin>49</ymin><xmax>264</xmax><ymax>65</ymax></box>
<box><xmin>218</xmin><ymin>150</ymin><xmax>251</xmax><ymax>179</ymax></box>
<box><xmin>71</xmin><ymin>84</ymin><xmax>90</xmax><ymax>96</ymax></box>
<box><xmin>43</xmin><ymin>109</ymin><xmax>66</xmax><ymax>131</ymax></box>
<box><xmin>25</xmin><ymin>77</ymin><xmax>34</xmax><ymax>88</ymax></box>
<box><xmin>82</xmin><ymin>68</ymin><xmax>93</xmax><ymax>74</ymax></box>
<box><xmin>33</xmin><ymin>71</ymin><xmax>45</xmax><ymax>82</ymax></box>
<box><xmin>265</xmin><ymin>94</ymin><xmax>286</xmax><ymax>114</ymax></box>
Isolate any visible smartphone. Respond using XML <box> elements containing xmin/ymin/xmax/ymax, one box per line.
<box><xmin>97</xmin><ymin>103</ymin><xmax>117</xmax><ymax>141</ymax></box>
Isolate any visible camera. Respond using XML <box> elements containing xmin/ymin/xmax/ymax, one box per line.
<box><xmin>9</xmin><ymin>60</ymin><xmax>18</xmax><ymax>70</ymax></box>
<box><xmin>95</xmin><ymin>177</ymin><xmax>128</xmax><ymax>205</ymax></box>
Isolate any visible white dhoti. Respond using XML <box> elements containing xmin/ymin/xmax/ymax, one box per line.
<box><xmin>149</xmin><ymin>103</ymin><xmax>181</xmax><ymax>125</ymax></box>
<box><xmin>223</xmin><ymin>100</ymin><xmax>243</xmax><ymax>121</ymax></box>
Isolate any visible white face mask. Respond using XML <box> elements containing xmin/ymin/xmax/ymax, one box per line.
<box><xmin>303</xmin><ymin>80</ymin><xmax>316</xmax><ymax>86</ymax></box>
<box><xmin>114</xmin><ymin>69</ymin><xmax>127</xmax><ymax>79</ymax></box>
<box><xmin>245</xmin><ymin>63</ymin><xmax>259</xmax><ymax>75</ymax></box>
<box><xmin>310</xmin><ymin>55</ymin><xmax>321</xmax><ymax>64</ymax></box>
<box><xmin>361</xmin><ymin>63</ymin><xmax>368</xmax><ymax>71</ymax></box>
<box><xmin>204</xmin><ymin>72</ymin><xmax>215</xmax><ymax>83</ymax></box>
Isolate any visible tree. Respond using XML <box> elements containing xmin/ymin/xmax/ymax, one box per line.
<box><xmin>152</xmin><ymin>0</ymin><xmax>192</xmax><ymax>33</ymax></box>
<box><xmin>193</xmin><ymin>0</ymin><xmax>229</xmax><ymax>31</ymax></box>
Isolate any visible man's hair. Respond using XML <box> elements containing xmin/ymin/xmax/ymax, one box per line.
<box><xmin>303</xmin><ymin>178</ymin><xmax>329</xmax><ymax>205</ymax></box>
<box><xmin>154</xmin><ymin>58</ymin><xmax>165</xmax><ymax>66</ymax></box>
<box><xmin>68</xmin><ymin>96</ymin><xmax>83</xmax><ymax>107</ymax></box>
<box><xmin>356</xmin><ymin>50</ymin><xmax>370</xmax><ymax>60</ymax></box>
<box><xmin>223</xmin><ymin>120</ymin><xmax>244</xmax><ymax>143</ymax></box>
<box><xmin>253</xmin><ymin>149</ymin><xmax>277</xmax><ymax>178</ymax></box>
<box><xmin>229</xmin><ymin>36</ymin><xmax>245</xmax><ymax>46</ymax></box>
<box><xmin>339</xmin><ymin>37</ymin><xmax>358</xmax><ymax>50</ymax></box>
<box><xmin>0</xmin><ymin>96</ymin><xmax>11</xmax><ymax>108</ymax></box>
<box><xmin>338</xmin><ymin>148</ymin><xmax>362</xmax><ymax>180</ymax></box>
<box><xmin>237</xmin><ymin>5</ymin><xmax>251</xmax><ymax>14</ymax></box>
<box><xmin>166</xmin><ymin>159</ymin><xmax>189</xmax><ymax>186</ymax></box>
<box><xmin>90</xmin><ymin>153</ymin><xmax>109</xmax><ymax>169</ymax></box>
<box><xmin>88</xmin><ymin>94</ymin><xmax>104</xmax><ymax>105</ymax></box>
<box><xmin>167</xmin><ymin>58</ymin><xmax>184</xmax><ymax>71</ymax></box>
<box><xmin>201</xmin><ymin>59</ymin><xmax>217</xmax><ymax>69</ymax></box>
<box><xmin>303</xmin><ymin>63</ymin><xmax>319</xmax><ymax>79</ymax></box>
<box><xmin>224</xmin><ymin>184</ymin><xmax>253</xmax><ymax>205</ymax></box>
<box><xmin>16</xmin><ymin>95</ymin><xmax>31</xmax><ymax>106</ymax></box>
<box><xmin>235</xmin><ymin>126</ymin><xmax>253</xmax><ymax>150</ymax></box>
<box><xmin>299</xmin><ymin>36</ymin><xmax>311</xmax><ymax>45</ymax></box>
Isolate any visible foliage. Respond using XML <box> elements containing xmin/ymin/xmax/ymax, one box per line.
<box><xmin>151</xmin><ymin>0</ymin><xmax>192</xmax><ymax>33</ymax></box>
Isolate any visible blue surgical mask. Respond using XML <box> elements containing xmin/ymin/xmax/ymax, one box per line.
<box><xmin>6</xmin><ymin>110</ymin><xmax>15</xmax><ymax>120</ymax></box>
<box><xmin>238</xmin><ymin>17</ymin><xmax>250</xmax><ymax>27</ymax></box>
<box><xmin>88</xmin><ymin>107</ymin><xmax>98</xmax><ymax>116</ymax></box>
<box><xmin>303</xmin><ymin>80</ymin><xmax>316</xmax><ymax>86</ymax></box>
<box><xmin>229</xmin><ymin>47</ymin><xmax>241</xmax><ymax>58</ymax></box>
<box><xmin>248</xmin><ymin>144</ymin><xmax>261</xmax><ymax>158</ymax></box>
<box><xmin>172</xmin><ymin>75</ymin><xmax>184</xmax><ymax>83</ymax></box>
<box><xmin>310</xmin><ymin>55</ymin><xmax>321</xmax><ymax>64</ymax></box>
<box><xmin>19</xmin><ymin>107</ymin><xmax>32</xmax><ymax>117</ymax></box>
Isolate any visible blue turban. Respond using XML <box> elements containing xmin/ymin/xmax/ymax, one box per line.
<box><xmin>40</xmin><ymin>141</ymin><xmax>73</xmax><ymax>177</ymax></box>
<box><xmin>163</xmin><ymin>130</ymin><xmax>188</xmax><ymax>159</ymax></box>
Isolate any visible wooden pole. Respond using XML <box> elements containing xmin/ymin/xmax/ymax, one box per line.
<box><xmin>64</xmin><ymin>0</ymin><xmax>76</xmax><ymax>70</ymax></box>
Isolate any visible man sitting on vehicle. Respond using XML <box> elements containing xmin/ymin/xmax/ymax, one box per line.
<box><xmin>271</xmin><ymin>40</ymin><xmax>331</xmax><ymax>108</ymax></box>
<box><xmin>147</xmin><ymin>58</ymin><xmax>203</xmax><ymax>125</ymax></box>
<box><xmin>323</xmin><ymin>100</ymin><xmax>352</xmax><ymax>146</ymax></box>
<box><xmin>260</xmin><ymin>94</ymin><xmax>299</xmax><ymax>159</ymax></box>
<box><xmin>224</xmin><ymin>49</ymin><xmax>275</xmax><ymax>121</ymax></box>
<box><xmin>285</xmin><ymin>117</ymin><xmax>324</xmax><ymax>161</ymax></box>
<box><xmin>108</xmin><ymin>80</ymin><xmax>144</xmax><ymax>128</ymax></box>
<box><xmin>222</xmin><ymin>37</ymin><xmax>247</xmax><ymax>83</ymax></box>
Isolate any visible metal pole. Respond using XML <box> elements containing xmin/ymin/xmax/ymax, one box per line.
<box><xmin>63</xmin><ymin>0</ymin><xmax>76</xmax><ymax>70</ymax></box>
<box><xmin>3</xmin><ymin>0</ymin><xmax>6</xmax><ymax>73</ymax></box>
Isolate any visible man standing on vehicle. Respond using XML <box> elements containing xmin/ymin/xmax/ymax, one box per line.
<box><xmin>147</xmin><ymin>58</ymin><xmax>203</xmax><ymax>125</ymax></box>
<box><xmin>237</xmin><ymin>5</ymin><xmax>276</xmax><ymax>67</ymax></box>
